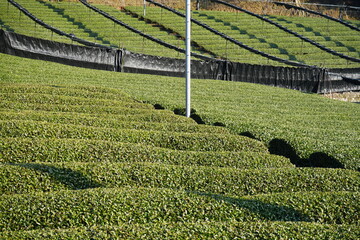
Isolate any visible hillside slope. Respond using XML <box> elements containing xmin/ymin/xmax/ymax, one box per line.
<box><xmin>1</xmin><ymin>53</ymin><xmax>359</xmax><ymax>170</ymax></box>
<box><xmin>1</xmin><ymin>80</ymin><xmax>359</xmax><ymax>238</ymax></box>
<box><xmin>1</xmin><ymin>0</ymin><xmax>359</xmax><ymax>67</ymax></box>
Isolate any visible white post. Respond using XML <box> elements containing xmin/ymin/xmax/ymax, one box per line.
<box><xmin>185</xmin><ymin>0</ymin><xmax>191</xmax><ymax>118</ymax></box>
<box><xmin>143</xmin><ymin>0</ymin><xmax>146</xmax><ymax>16</ymax></box>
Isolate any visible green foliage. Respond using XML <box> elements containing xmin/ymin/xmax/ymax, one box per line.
<box><xmin>0</xmin><ymin>137</ymin><xmax>289</xmax><ymax>168</ymax></box>
<box><xmin>0</xmin><ymin>109</ymin><xmax>195</xmax><ymax>124</ymax></box>
<box><xmin>1</xmin><ymin>222</ymin><xmax>359</xmax><ymax>239</ymax></box>
<box><xmin>0</xmin><ymin>188</ymin><xmax>358</xmax><ymax>231</ymax></box>
<box><xmin>0</xmin><ymin>120</ymin><xmax>268</xmax><ymax>152</ymax></box>
<box><xmin>0</xmin><ymin>99</ymin><xmax>164</xmax><ymax>115</ymax></box>
<box><xmin>1</xmin><ymin>162</ymin><xmax>359</xmax><ymax>196</ymax></box>
<box><xmin>0</xmin><ymin>53</ymin><xmax>359</xmax><ymax>170</ymax></box>
<box><xmin>2</xmin><ymin>0</ymin><xmax>359</xmax><ymax>67</ymax></box>
<box><xmin>0</xmin><ymin>110</ymin><xmax>230</xmax><ymax>134</ymax></box>
<box><xmin>0</xmin><ymin>3</ymin><xmax>359</xmax><ymax>235</ymax></box>
<box><xmin>126</xmin><ymin>5</ymin><xmax>360</xmax><ymax>68</ymax></box>
<box><xmin>0</xmin><ymin>92</ymin><xmax>152</xmax><ymax>109</ymax></box>
<box><xmin>0</xmin><ymin>83</ymin><xmax>134</xmax><ymax>101</ymax></box>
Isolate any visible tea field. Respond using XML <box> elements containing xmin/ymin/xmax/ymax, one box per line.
<box><xmin>0</xmin><ymin>53</ymin><xmax>359</xmax><ymax>238</ymax></box>
<box><xmin>0</xmin><ymin>0</ymin><xmax>360</xmax><ymax>238</ymax></box>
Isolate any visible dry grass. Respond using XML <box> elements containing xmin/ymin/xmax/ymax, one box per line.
<box><xmin>323</xmin><ymin>91</ymin><xmax>360</xmax><ymax>102</ymax></box>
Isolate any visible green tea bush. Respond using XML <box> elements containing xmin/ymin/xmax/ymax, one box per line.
<box><xmin>0</xmin><ymin>83</ymin><xmax>134</xmax><ymax>101</ymax></box>
<box><xmin>0</xmin><ymin>188</ymin><xmax>358</xmax><ymax>231</ymax></box>
<box><xmin>0</xmin><ymin>120</ymin><xmax>268</xmax><ymax>152</ymax></box>
<box><xmin>1</xmin><ymin>222</ymin><xmax>359</xmax><ymax>239</ymax></box>
<box><xmin>0</xmin><ymin>109</ymin><xmax>195</xmax><ymax>124</ymax></box>
<box><xmin>0</xmin><ymin>2</ymin><xmax>359</xmax><ymax>237</ymax></box>
<box><xmin>1</xmin><ymin>54</ymin><xmax>359</xmax><ymax>170</ymax></box>
<box><xmin>1</xmin><ymin>162</ymin><xmax>358</xmax><ymax>196</ymax></box>
<box><xmin>0</xmin><ymin>137</ymin><xmax>289</xmax><ymax>168</ymax></box>
<box><xmin>0</xmin><ymin>92</ymin><xmax>152</xmax><ymax>109</ymax></box>
<box><xmin>0</xmin><ymin>100</ymin><xmax>168</xmax><ymax>115</ymax></box>
<box><xmin>0</xmin><ymin>0</ymin><xmax>184</xmax><ymax>58</ymax></box>
<box><xmin>0</xmin><ymin>110</ymin><xmax>229</xmax><ymax>134</ymax></box>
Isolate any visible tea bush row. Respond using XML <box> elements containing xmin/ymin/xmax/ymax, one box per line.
<box><xmin>1</xmin><ymin>188</ymin><xmax>358</xmax><ymax>231</ymax></box>
<box><xmin>0</xmin><ymin>120</ymin><xmax>267</xmax><ymax>152</ymax></box>
<box><xmin>0</xmin><ymin>100</ymin><xmax>171</xmax><ymax>116</ymax></box>
<box><xmin>1</xmin><ymin>53</ymin><xmax>358</xmax><ymax>170</ymax></box>
<box><xmin>0</xmin><ymin>109</ymin><xmax>195</xmax><ymax>124</ymax></box>
<box><xmin>1</xmin><ymin>221</ymin><xmax>358</xmax><ymax>239</ymax></box>
<box><xmin>0</xmin><ymin>137</ymin><xmax>288</xmax><ymax>168</ymax></box>
<box><xmin>4</xmin><ymin>0</ymin><xmax>183</xmax><ymax>58</ymax></box>
<box><xmin>0</xmin><ymin>93</ymin><xmax>152</xmax><ymax>109</ymax></box>
<box><xmin>1</xmin><ymin>162</ymin><xmax>358</xmax><ymax>196</ymax></box>
<box><xmin>0</xmin><ymin>84</ymin><xmax>135</xmax><ymax>101</ymax></box>
<box><xmin>0</xmin><ymin>111</ymin><xmax>229</xmax><ymax>134</ymax></box>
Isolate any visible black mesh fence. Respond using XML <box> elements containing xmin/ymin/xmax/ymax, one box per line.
<box><xmin>0</xmin><ymin>29</ymin><xmax>118</xmax><ymax>71</ymax></box>
<box><xmin>7</xmin><ymin>0</ymin><xmax>111</xmax><ymax>49</ymax></box>
<box><xmin>1</xmin><ymin>29</ymin><xmax>359</xmax><ymax>94</ymax></box>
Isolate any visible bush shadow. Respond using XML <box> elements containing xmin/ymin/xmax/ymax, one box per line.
<box><xmin>239</xmin><ymin>131</ymin><xmax>259</xmax><ymax>140</ymax></box>
<box><xmin>269</xmin><ymin>138</ymin><xmax>344</xmax><ymax>168</ymax></box>
<box><xmin>174</xmin><ymin>108</ymin><xmax>205</xmax><ymax>124</ymax></box>
<box><xmin>10</xmin><ymin>163</ymin><xmax>102</xmax><ymax>190</ymax></box>
<box><xmin>193</xmin><ymin>191</ymin><xmax>311</xmax><ymax>222</ymax></box>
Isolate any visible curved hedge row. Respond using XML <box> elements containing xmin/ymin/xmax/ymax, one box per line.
<box><xmin>0</xmin><ymin>93</ymin><xmax>153</xmax><ymax>109</ymax></box>
<box><xmin>204</xmin><ymin>108</ymin><xmax>360</xmax><ymax>170</ymax></box>
<box><xmin>0</xmin><ymin>84</ymin><xmax>134</xmax><ymax>101</ymax></box>
<box><xmin>0</xmin><ymin>188</ymin><xmax>358</xmax><ymax>231</ymax></box>
<box><xmin>0</xmin><ymin>100</ymin><xmax>163</xmax><ymax>115</ymax></box>
<box><xmin>1</xmin><ymin>162</ymin><xmax>358</xmax><ymax>196</ymax></box>
<box><xmin>0</xmin><ymin>137</ymin><xmax>289</xmax><ymax>168</ymax></box>
<box><xmin>1</xmin><ymin>222</ymin><xmax>358</xmax><ymax>239</ymax></box>
<box><xmin>0</xmin><ymin>111</ymin><xmax>229</xmax><ymax>134</ymax></box>
<box><xmin>0</xmin><ymin>120</ymin><xmax>268</xmax><ymax>152</ymax></box>
<box><xmin>0</xmin><ymin>109</ymin><xmax>195</xmax><ymax>124</ymax></box>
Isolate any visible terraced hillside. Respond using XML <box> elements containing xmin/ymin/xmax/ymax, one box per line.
<box><xmin>1</xmin><ymin>82</ymin><xmax>359</xmax><ymax>239</ymax></box>
<box><xmin>126</xmin><ymin>3</ymin><xmax>360</xmax><ymax>68</ymax></box>
<box><xmin>0</xmin><ymin>0</ymin><xmax>200</xmax><ymax>58</ymax></box>
<box><xmin>119</xmin><ymin>4</ymin><xmax>293</xmax><ymax>66</ymax></box>
<box><xmin>1</xmin><ymin>0</ymin><xmax>359</xmax><ymax>68</ymax></box>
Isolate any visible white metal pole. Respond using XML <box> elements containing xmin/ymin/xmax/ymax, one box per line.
<box><xmin>143</xmin><ymin>0</ymin><xmax>146</xmax><ymax>16</ymax></box>
<box><xmin>185</xmin><ymin>0</ymin><xmax>191</xmax><ymax>118</ymax></box>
